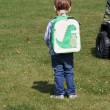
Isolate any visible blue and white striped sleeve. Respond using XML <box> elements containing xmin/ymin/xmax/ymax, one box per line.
<box><xmin>44</xmin><ymin>21</ymin><xmax>53</xmax><ymax>47</ymax></box>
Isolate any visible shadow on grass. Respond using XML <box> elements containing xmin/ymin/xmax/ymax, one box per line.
<box><xmin>32</xmin><ymin>81</ymin><xmax>54</xmax><ymax>95</ymax></box>
<box><xmin>91</xmin><ymin>47</ymin><xmax>97</xmax><ymax>58</ymax></box>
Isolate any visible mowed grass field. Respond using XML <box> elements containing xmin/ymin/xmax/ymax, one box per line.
<box><xmin>0</xmin><ymin>0</ymin><xmax>110</xmax><ymax>110</ymax></box>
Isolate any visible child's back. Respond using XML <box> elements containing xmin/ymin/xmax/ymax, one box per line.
<box><xmin>51</xmin><ymin>15</ymin><xmax>80</xmax><ymax>53</ymax></box>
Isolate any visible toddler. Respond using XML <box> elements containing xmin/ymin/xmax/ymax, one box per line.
<box><xmin>44</xmin><ymin>0</ymin><xmax>77</xmax><ymax>99</ymax></box>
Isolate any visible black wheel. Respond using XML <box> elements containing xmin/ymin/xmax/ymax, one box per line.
<box><xmin>96</xmin><ymin>31</ymin><xmax>110</xmax><ymax>58</ymax></box>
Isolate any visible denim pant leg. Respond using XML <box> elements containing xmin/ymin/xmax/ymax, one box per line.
<box><xmin>63</xmin><ymin>54</ymin><xmax>76</xmax><ymax>95</ymax></box>
<box><xmin>51</xmin><ymin>55</ymin><xmax>65</xmax><ymax>95</ymax></box>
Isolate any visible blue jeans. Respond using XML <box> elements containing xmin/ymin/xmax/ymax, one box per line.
<box><xmin>51</xmin><ymin>53</ymin><xmax>76</xmax><ymax>95</ymax></box>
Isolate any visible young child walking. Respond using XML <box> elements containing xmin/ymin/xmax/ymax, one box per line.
<box><xmin>44</xmin><ymin>0</ymin><xmax>77</xmax><ymax>99</ymax></box>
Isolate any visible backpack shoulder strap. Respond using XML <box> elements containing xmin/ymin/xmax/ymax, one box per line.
<box><xmin>67</xmin><ymin>16</ymin><xmax>81</xmax><ymax>25</ymax></box>
<box><xmin>67</xmin><ymin>16</ymin><xmax>74</xmax><ymax>19</ymax></box>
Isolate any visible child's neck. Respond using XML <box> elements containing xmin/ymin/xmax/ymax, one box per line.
<box><xmin>57</xmin><ymin>10</ymin><xmax>68</xmax><ymax>16</ymax></box>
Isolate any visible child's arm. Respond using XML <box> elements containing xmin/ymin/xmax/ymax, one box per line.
<box><xmin>44</xmin><ymin>21</ymin><xmax>52</xmax><ymax>47</ymax></box>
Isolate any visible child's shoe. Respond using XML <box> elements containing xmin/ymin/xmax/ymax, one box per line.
<box><xmin>68</xmin><ymin>94</ymin><xmax>77</xmax><ymax>99</ymax></box>
<box><xmin>50</xmin><ymin>95</ymin><xmax>64</xmax><ymax>99</ymax></box>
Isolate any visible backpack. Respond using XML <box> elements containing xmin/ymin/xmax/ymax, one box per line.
<box><xmin>51</xmin><ymin>16</ymin><xmax>81</xmax><ymax>53</ymax></box>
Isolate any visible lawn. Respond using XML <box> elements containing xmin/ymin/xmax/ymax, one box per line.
<box><xmin>0</xmin><ymin>0</ymin><xmax>110</xmax><ymax>110</ymax></box>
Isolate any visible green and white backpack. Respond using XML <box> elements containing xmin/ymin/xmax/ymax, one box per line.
<box><xmin>51</xmin><ymin>16</ymin><xmax>81</xmax><ymax>53</ymax></box>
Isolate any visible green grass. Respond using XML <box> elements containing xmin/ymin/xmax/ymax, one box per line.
<box><xmin>0</xmin><ymin>0</ymin><xmax>110</xmax><ymax>110</ymax></box>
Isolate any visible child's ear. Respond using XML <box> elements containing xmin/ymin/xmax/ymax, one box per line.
<box><xmin>54</xmin><ymin>5</ymin><xmax>57</xmax><ymax>12</ymax></box>
<box><xmin>68</xmin><ymin>7</ymin><xmax>71</xmax><ymax>12</ymax></box>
